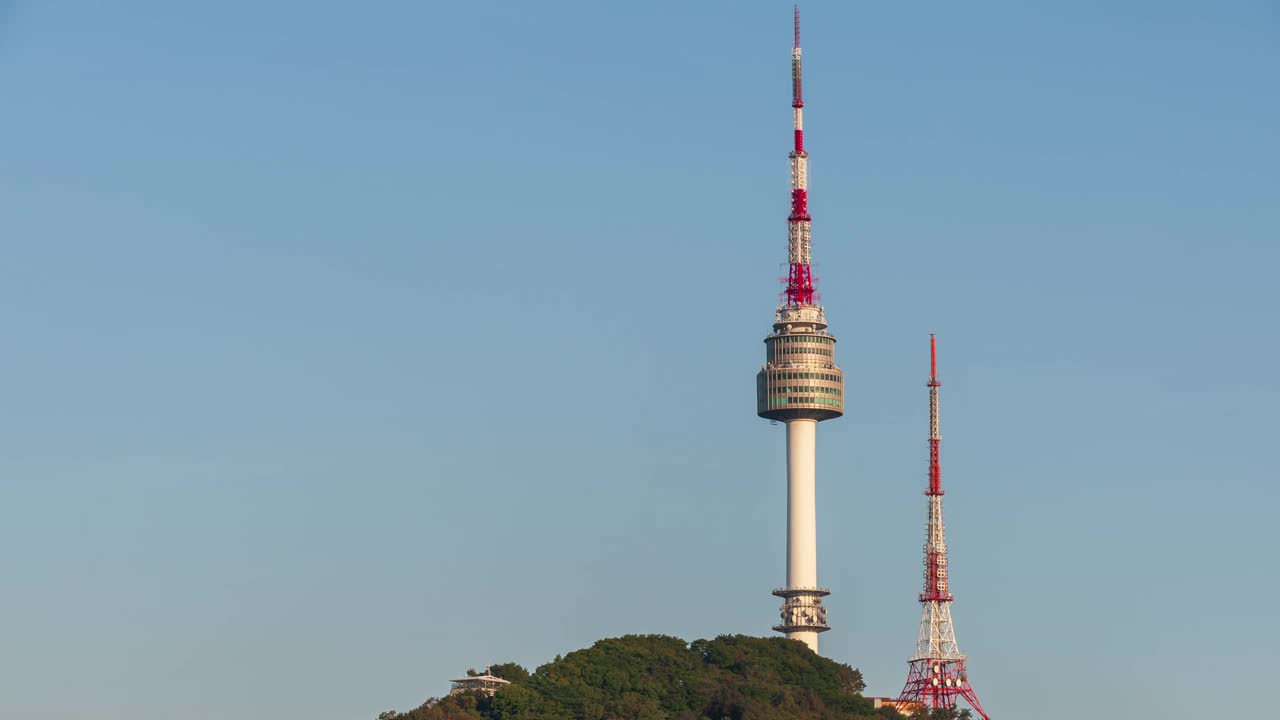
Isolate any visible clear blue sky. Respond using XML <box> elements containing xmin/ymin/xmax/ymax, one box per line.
<box><xmin>1</xmin><ymin>2</ymin><xmax>1275</xmax><ymax>718</ymax></box>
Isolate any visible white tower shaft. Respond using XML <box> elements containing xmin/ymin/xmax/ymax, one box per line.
<box><xmin>787</xmin><ymin>419</ymin><xmax>818</xmax><ymax>589</ymax></box>
<box><xmin>786</xmin><ymin>419</ymin><xmax>819</xmax><ymax>651</ymax></box>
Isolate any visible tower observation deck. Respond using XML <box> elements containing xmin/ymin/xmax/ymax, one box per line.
<box><xmin>754</xmin><ymin>7</ymin><xmax>845</xmax><ymax>654</ymax></box>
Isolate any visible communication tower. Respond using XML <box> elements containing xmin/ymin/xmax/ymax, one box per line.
<box><xmin>755</xmin><ymin>6</ymin><xmax>846</xmax><ymax>655</ymax></box>
<box><xmin>896</xmin><ymin>337</ymin><xmax>990</xmax><ymax>719</ymax></box>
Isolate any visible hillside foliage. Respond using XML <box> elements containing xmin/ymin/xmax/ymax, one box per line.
<box><xmin>376</xmin><ymin>634</ymin><xmax>968</xmax><ymax>720</ymax></box>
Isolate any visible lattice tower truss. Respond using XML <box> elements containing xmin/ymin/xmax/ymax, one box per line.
<box><xmin>897</xmin><ymin>336</ymin><xmax>990</xmax><ymax>719</ymax></box>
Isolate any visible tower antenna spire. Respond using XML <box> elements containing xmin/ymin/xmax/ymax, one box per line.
<box><xmin>757</xmin><ymin>6</ymin><xmax>845</xmax><ymax>655</ymax></box>
<box><xmin>785</xmin><ymin>4</ymin><xmax>813</xmax><ymax>306</ymax></box>
<box><xmin>794</xmin><ymin>5</ymin><xmax>802</xmax><ymax>50</ymax></box>
<box><xmin>930</xmin><ymin>333</ymin><xmax>937</xmax><ymax>382</ymax></box>
<box><xmin>897</xmin><ymin>336</ymin><xmax>991</xmax><ymax>719</ymax></box>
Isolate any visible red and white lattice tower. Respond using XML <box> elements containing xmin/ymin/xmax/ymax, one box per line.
<box><xmin>896</xmin><ymin>336</ymin><xmax>990</xmax><ymax>719</ymax></box>
<box><xmin>755</xmin><ymin>6</ymin><xmax>846</xmax><ymax>655</ymax></box>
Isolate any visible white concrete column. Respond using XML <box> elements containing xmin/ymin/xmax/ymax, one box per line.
<box><xmin>786</xmin><ymin>418</ymin><xmax>820</xmax><ymax>652</ymax></box>
<box><xmin>786</xmin><ymin>419</ymin><xmax>818</xmax><ymax>588</ymax></box>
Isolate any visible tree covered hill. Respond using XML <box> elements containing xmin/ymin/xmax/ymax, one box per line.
<box><xmin>380</xmin><ymin>634</ymin><xmax>936</xmax><ymax>720</ymax></box>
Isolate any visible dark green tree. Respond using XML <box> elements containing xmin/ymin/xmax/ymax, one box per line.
<box><xmin>486</xmin><ymin>662</ymin><xmax>531</xmax><ymax>683</ymax></box>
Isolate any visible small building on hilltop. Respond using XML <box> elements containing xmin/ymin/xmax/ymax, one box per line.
<box><xmin>447</xmin><ymin>668</ymin><xmax>511</xmax><ymax>697</ymax></box>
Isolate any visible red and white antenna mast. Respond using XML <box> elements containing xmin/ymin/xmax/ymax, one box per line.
<box><xmin>786</xmin><ymin>4</ymin><xmax>815</xmax><ymax>306</ymax></box>
<box><xmin>897</xmin><ymin>336</ymin><xmax>991</xmax><ymax>719</ymax></box>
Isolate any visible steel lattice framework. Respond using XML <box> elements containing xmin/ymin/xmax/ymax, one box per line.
<box><xmin>896</xmin><ymin>336</ymin><xmax>990</xmax><ymax>719</ymax></box>
<box><xmin>785</xmin><ymin>5</ymin><xmax>814</xmax><ymax>307</ymax></box>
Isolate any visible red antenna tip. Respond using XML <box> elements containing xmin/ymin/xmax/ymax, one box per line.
<box><xmin>794</xmin><ymin>5</ymin><xmax>801</xmax><ymax>49</ymax></box>
<box><xmin>930</xmin><ymin>334</ymin><xmax>938</xmax><ymax>381</ymax></box>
